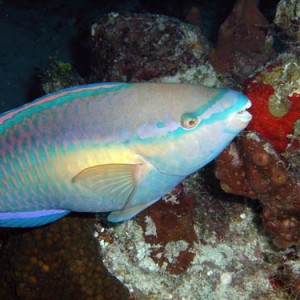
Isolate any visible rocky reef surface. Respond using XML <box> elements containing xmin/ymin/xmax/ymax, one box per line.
<box><xmin>1</xmin><ymin>0</ymin><xmax>300</xmax><ymax>299</ymax></box>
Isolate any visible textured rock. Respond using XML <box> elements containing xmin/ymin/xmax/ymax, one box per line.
<box><xmin>90</xmin><ymin>12</ymin><xmax>209</xmax><ymax>82</ymax></box>
<box><xmin>274</xmin><ymin>0</ymin><xmax>300</xmax><ymax>52</ymax></box>
<box><xmin>95</xmin><ymin>170</ymin><xmax>284</xmax><ymax>299</ymax></box>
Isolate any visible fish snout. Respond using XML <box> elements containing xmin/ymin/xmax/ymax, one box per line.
<box><xmin>226</xmin><ymin>99</ymin><xmax>252</xmax><ymax>132</ymax></box>
<box><xmin>235</xmin><ymin>100</ymin><xmax>252</xmax><ymax>124</ymax></box>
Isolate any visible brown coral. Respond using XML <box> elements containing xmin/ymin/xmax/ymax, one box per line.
<box><xmin>215</xmin><ymin>131</ymin><xmax>300</xmax><ymax>248</ymax></box>
<box><xmin>0</xmin><ymin>214</ymin><xmax>129</xmax><ymax>300</ymax></box>
<box><xmin>209</xmin><ymin>0</ymin><xmax>274</xmax><ymax>83</ymax></box>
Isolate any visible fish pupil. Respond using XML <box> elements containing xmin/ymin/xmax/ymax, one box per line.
<box><xmin>189</xmin><ymin>120</ymin><xmax>196</xmax><ymax>126</ymax></box>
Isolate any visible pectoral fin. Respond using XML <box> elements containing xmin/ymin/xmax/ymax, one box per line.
<box><xmin>72</xmin><ymin>163</ymin><xmax>147</xmax><ymax>208</ymax></box>
<box><xmin>108</xmin><ymin>198</ymin><xmax>160</xmax><ymax>222</ymax></box>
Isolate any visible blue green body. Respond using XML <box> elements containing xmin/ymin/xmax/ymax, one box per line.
<box><xmin>0</xmin><ymin>82</ymin><xmax>252</xmax><ymax>227</ymax></box>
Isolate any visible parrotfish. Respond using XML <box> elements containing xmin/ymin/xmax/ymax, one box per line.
<box><xmin>0</xmin><ymin>82</ymin><xmax>252</xmax><ymax>227</ymax></box>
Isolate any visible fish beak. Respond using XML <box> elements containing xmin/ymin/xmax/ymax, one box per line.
<box><xmin>235</xmin><ymin>100</ymin><xmax>252</xmax><ymax>123</ymax></box>
<box><xmin>226</xmin><ymin>99</ymin><xmax>252</xmax><ymax>133</ymax></box>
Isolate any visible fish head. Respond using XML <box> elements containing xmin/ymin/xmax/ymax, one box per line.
<box><xmin>131</xmin><ymin>85</ymin><xmax>252</xmax><ymax>177</ymax></box>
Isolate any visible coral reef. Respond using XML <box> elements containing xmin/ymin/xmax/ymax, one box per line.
<box><xmin>96</xmin><ymin>184</ymin><xmax>197</xmax><ymax>277</ymax></box>
<box><xmin>95</xmin><ymin>170</ymin><xmax>286</xmax><ymax>299</ymax></box>
<box><xmin>2</xmin><ymin>2</ymin><xmax>299</xmax><ymax>299</ymax></box>
<box><xmin>90</xmin><ymin>12</ymin><xmax>209</xmax><ymax>82</ymax></box>
<box><xmin>283</xmin><ymin>119</ymin><xmax>300</xmax><ymax>179</ymax></box>
<box><xmin>215</xmin><ymin>131</ymin><xmax>300</xmax><ymax>249</ymax></box>
<box><xmin>157</xmin><ymin>62</ymin><xmax>222</xmax><ymax>87</ymax></box>
<box><xmin>236</xmin><ymin>57</ymin><xmax>300</xmax><ymax>251</ymax></box>
<box><xmin>274</xmin><ymin>0</ymin><xmax>300</xmax><ymax>53</ymax></box>
<box><xmin>268</xmin><ymin>248</ymin><xmax>300</xmax><ymax>299</ymax></box>
<box><xmin>209</xmin><ymin>0</ymin><xmax>274</xmax><ymax>84</ymax></box>
<box><xmin>137</xmin><ymin>183</ymin><xmax>197</xmax><ymax>275</ymax></box>
<box><xmin>244</xmin><ymin>55</ymin><xmax>300</xmax><ymax>154</ymax></box>
<box><xmin>0</xmin><ymin>215</ymin><xmax>129</xmax><ymax>300</ymax></box>
<box><xmin>41</xmin><ymin>56</ymin><xmax>84</xmax><ymax>93</ymax></box>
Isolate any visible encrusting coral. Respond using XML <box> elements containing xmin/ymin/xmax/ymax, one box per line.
<box><xmin>244</xmin><ymin>55</ymin><xmax>300</xmax><ymax>154</ymax></box>
<box><xmin>137</xmin><ymin>183</ymin><xmax>197</xmax><ymax>274</ymax></box>
<box><xmin>215</xmin><ymin>54</ymin><xmax>300</xmax><ymax>249</ymax></box>
<box><xmin>215</xmin><ymin>131</ymin><xmax>300</xmax><ymax>249</ymax></box>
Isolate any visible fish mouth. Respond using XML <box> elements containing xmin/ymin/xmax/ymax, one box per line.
<box><xmin>235</xmin><ymin>100</ymin><xmax>252</xmax><ymax>123</ymax></box>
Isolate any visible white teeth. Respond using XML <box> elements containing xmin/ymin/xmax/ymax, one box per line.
<box><xmin>234</xmin><ymin>100</ymin><xmax>252</xmax><ymax>122</ymax></box>
<box><xmin>236</xmin><ymin>110</ymin><xmax>252</xmax><ymax>122</ymax></box>
<box><xmin>245</xmin><ymin>100</ymin><xmax>252</xmax><ymax>109</ymax></box>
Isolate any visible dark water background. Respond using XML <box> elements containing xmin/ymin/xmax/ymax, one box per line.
<box><xmin>0</xmin><ymin>0</ymin><xmax>232</xmax><ymax>113</ymax></box>
<box><xmin>0</xmin><ymin>0</ymin><xmax>277</xmax><ymax>113</ymax></box>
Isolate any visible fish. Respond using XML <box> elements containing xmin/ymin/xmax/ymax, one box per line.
<box><xmin>0</xmin><ymin>82</ymin><xmax>252</xmax><ymax>227</ymax></box>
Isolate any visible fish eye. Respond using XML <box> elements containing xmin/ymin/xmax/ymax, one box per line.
<box><xmin>180</xmin><ymin>113</ymin><xmax>199</xmax><ymax>129</ymax></box>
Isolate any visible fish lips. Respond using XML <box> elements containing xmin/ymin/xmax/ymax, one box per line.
<box><xmin>237</xmin><ymin>99</ymin><xmax>252</xmax><ymax>122</ymax></box>
<box><xmin>227</xmin><ymin>99</ymin><xmax>252</xmax><ymax>130</ymax></box>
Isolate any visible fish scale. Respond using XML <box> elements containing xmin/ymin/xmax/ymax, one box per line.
<box><xmin>0</xmin><ymin>82</ymin><xmax>252</xmax><ymax>227</ymax></box>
